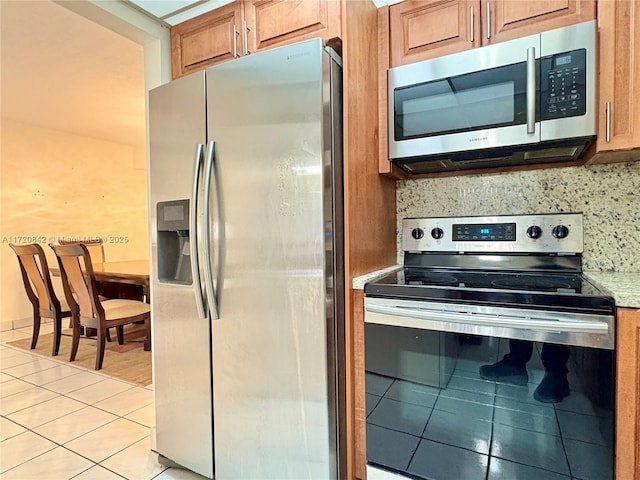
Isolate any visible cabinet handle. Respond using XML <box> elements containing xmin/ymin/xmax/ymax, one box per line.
<box><xmin>233</xmin><ymin>24</ymin><xmax>238</xmax><ymax>58</ymax></box>
<box><xmin>486</xmin><ymin>2</ymin><xmax>491</xmax><ymax>39</ymax></box>
<box><xmin>606</xmin><ymin>101</ymin><xmax>611</xmax><ymax>143</ymax></box>
<box><xmin>243</xmin><ymin>20</ymin><xmax>250</xmax><ymax>55</ymax></box>
<box><xmin>470</xmin><ymin>6</ymin><xmax>474</xmax><ymax>42</ymax></box>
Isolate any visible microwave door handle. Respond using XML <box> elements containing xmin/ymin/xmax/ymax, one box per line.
<box><xmin>526</xmin><ymin>46</ymin><xmax>536</xmax><ymax>134</ymax></box>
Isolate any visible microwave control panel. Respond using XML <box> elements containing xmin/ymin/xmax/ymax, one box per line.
<box><xmin>540</xmin><ymin>48</ymin><xmax>587</xmax><ymax>120</ymax></box>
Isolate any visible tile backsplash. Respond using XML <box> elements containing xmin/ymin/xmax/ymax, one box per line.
<box><xmin>396</xmin><ymin>162</ymin><xmax>640</xmax><ymax>272</ymax></box>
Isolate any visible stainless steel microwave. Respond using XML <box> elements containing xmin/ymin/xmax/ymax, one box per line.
<box><xmin>388</xmin><ymin>21</ymin><xmax>597</xmax><ymax>174</ymax></box>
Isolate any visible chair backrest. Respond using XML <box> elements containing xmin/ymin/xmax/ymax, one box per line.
<box><xmin>58</xmin><ymin>238</ymin><xmax>105</xmax><ymax>264</ymax></box>
<box><xmin>9</xmin><ymin>243</ymin><xmax>60</xmax><ymax>312</ymax></box>
<box><xmin>49</xmin><ymin>243</ymin><xmax>104</xmax><ymax>321</ymax></box>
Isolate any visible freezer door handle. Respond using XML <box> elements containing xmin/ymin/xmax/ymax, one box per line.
<box><xmin>191</xmin><ymin>144</ymin><xmax>207</xmax><ymax>319</ymax></box>
<box><xmin>202</xmin><ymin>140</ymin><xmax>219</xmax><ymax>319</ymax></box>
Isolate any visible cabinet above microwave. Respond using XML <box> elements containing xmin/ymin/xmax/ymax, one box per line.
<box><xmin>387</xmin><ymin>20</ymin><xmax>597</xmax><ymax>175</ymax></box>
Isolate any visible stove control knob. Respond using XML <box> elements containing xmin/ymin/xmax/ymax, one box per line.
<box><xmin>411</xmin><ymin>228</ymin><xmax>424</xmax><ymax>240</ymax></box>
<box><xmin>431</xmin><ymin>227</ymin><xmax>444</xmax><ymax>240</ymax></box>
<box><xmin>552</xmin><ymin>224</ymin><xmax>569</xmax><ymax>239</ymax></box>
<box><xmin>526</xmin><ymin>225</ymin><xmax>543</xmax><ymax>239</ymax></box>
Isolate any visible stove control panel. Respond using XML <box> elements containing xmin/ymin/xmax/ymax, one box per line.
<box><xmin>403</xmin><ymin>213</ymin><xmax>583</xmax><ymax>253</ymax></box>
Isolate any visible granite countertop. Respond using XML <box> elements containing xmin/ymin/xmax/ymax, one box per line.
<box><xmin>353</xmin><ymin>267</ymin><xmax>640</xmax><ymax>309</ymax></box>
<box><xmin>352</xmin><ymin>265</ymin><xmax>401</xmax><ymax>290</ymax></box>
<box><xmin>584</xmin><ymin>272</ymin><xmax>640</xmax><ymax>309</ymax></box>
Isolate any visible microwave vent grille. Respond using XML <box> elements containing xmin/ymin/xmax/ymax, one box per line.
<box><xmin>524</xmin><ymin>146</ymin><xmax>581</xmax><ymax>160</ymax></box>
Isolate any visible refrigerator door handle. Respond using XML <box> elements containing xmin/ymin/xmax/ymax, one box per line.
<box><xmin>202</xmin><ymin>140</ymin><xmax>220</xmax><ymax>319</ymax></box>
<box><xmin>191</xmin><ymin>144</ymin><xmax>207</xmax><ymax>319</ymax></box>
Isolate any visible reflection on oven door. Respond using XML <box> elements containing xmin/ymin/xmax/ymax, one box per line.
<box><xmin>365</xmin><ymin>324</ymin><xmax>460</xmax><ymax>389</ymax></box>
<box><xmin>364</xmin><ymin>331</ymin><xmax>614</xmax><ymax>480</ymax></box>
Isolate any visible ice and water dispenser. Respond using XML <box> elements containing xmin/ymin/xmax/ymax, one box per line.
<box><xmin>157</xmin><ymin>200</ymin><xmax>192</xmax><ymax>284</ymax></box>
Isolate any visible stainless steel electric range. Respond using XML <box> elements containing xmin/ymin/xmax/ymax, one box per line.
<box><xmin>364</xmin><ymin>213</ymin><xmax>615</xmax><ymax>480</ymax></box>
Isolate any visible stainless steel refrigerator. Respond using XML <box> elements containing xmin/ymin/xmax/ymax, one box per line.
<box><xmin>148</xmin><ymin>39</ymin><xmax>344</xmax><ymax>480</ymax></box>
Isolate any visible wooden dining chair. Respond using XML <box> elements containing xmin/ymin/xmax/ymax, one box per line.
<box><xmin>49</xmin><ymin>243</ymin><xmax>151</xmax><ymax>370</ymax></box>
<box><xmin>9</xmin><ymin>243</ymin><xmax>72</xmax><ymax>356</ymax></box>
<box><xmin>58</xmin><ymin>238</ymin><xmax>127</xmax><ymax>342</ymax></box>
<box><xmin>58</xmin><ymin>238</ymin><xmax>105</xmax><ymax>264</ymax></box>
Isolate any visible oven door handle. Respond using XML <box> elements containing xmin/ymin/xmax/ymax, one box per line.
<box><xmin>365</xmin><ymin>304</ymin><xmax>610</xmax><ymax>334</ymax></box>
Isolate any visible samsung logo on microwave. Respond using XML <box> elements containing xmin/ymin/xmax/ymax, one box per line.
<box><xmin>469</xmin><ymin>137</ymin><xmax>488</xmax><ymax>143</ymax></box>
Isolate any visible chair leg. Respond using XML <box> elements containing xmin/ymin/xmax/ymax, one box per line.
<box><xmin>116</xmin><ymin>325</ymin><xmax>125</xmax><ymax>345</ymax></box>
<box><xmin>70</xmin><ymin>316</ymin><xmax>81</xmax><ymax>362</ymax></box>
<box><xmin>95</xmin><ymin>329</ymin><xmax>107</xmax><ymax>370</ymax></box>
<box><xmin>105</xmin><ymin>328</ymin><xmax>112</xmax><ymax>343</ymax></box>
<box><xmin>143</xmin><ymin>317</ymin><xmax>151</xmax><ymax>352</ymax></box>
<box><xmin>30</xmin><ymin>307</ymin><xmax>41</xmax><ymax>350</ymax></box>
<box><xmin>52</xmin><ymin>311</ymin><xmax>62</xmax><ymax>356</ymax></box>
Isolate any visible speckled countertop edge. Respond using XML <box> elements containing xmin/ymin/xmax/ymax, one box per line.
<box><xmin>353</xmin><ymin>267</ymin><xmax>640</xmax><ymax>309</ymax></box>
<box><xmin>584</xmin><ymin>272</ymin><xmax>640</xmax><ymax>308</ymax></box>
<box><xmin>352</xmin><ymin>265</ymin><xmax>401</xmax><ymax>290</ymax></box>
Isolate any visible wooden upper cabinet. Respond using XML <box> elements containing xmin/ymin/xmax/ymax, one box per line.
<box><xmin>170</xmin><ymin>0</ymin><xmax>341</xmax><ymax>79</ymax></box>
<box><xmin>487</xmin><ymin>0</ymin><xmax>596</xmax><ymax>45</ymax></box>
<box><xmin>387</xmin><ymin>0</ymin><xmax>595</xmax><ymax>67</ymax></box>
<box><xmin>389</xmin><ymin>0</ymin><xmax>480</xmax><ymax>66</ymax></box>
<box><xmin>594</xmin><ymin>0</ymin><xmax>640</xmax><ymax>159</ymax></box>
<box><xmin>244</xmin><ymin>0</ymin><xmax>341</xmax><ymax>54</ymax></box>
<box><xmin>380</xmin><ymin>0</ymin><xmax>597</xmax><ymax>175</ymax></box>
<box><xmin>171</xmin><ymin>2</ymin><xmax>244</xmax><ymax>79</ymax></box>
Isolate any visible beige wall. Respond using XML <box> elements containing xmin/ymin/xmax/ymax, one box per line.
<box><xmin>0</xmin><ymin>118</ymin><xmax>148</xmax><ymax>325</ymax></box>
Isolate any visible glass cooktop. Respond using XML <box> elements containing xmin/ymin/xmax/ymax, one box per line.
<box><xmin>365</xmin><ymin>267</ymin><xmax>615</xmax><ymax>314</ymax></box>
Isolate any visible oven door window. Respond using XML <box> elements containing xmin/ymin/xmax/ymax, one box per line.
<box><xmin>393</xmin><ymin>62</ymin><xmax>535</xmax><ymax>141</ymax></box>
<box><xmin>365</xmin><ymin>324</ymin><xmax>614</xmax><ymax>480</ymax></box>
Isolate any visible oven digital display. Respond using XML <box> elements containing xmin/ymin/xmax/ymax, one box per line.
<box><xmin>453</xmin><ymin>222</ymin><xmax>516</xmax><ymax>241</ymax></box>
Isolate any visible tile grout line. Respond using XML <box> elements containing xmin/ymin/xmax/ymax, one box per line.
<box><xmin>1</xmin><ymin>342</ymin><xmax>157</xmax><ymax>480</ymax></box>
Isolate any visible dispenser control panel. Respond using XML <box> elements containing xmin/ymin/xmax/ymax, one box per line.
<box><xmin>157</xmin><ymin>199</ymin><xmax>192</xmax><ymax>285</ymax></box>
<box><xmin>157</xmin><ymin>199</ymin><xmax>189</xmax><ymax>232</ymax></box>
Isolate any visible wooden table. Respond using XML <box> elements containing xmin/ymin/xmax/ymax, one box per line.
<box><xmin>90</xmin><ymin>260</ymin><xmax>150</xmax><ymax>301</ymax></box>
<box><xmin>51</xmin><ymin>260</ymin><xmax>149</xmax><ymax>298</ymax></box>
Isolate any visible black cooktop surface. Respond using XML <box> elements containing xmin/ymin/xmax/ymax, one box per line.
<box><xmin>365</xmin><ymin>267</ymin><xmax>615</xmax><ymax>314</ymax></box>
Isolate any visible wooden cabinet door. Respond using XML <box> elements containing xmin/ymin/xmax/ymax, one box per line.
<box><xmin>170</xmin><ymin>2</ymin><xmax>244</xmax><ymax>79</ymax></box>
<box><xmin>387</xmin><ymin>0</ymin><xmax>595</xmax><ymax>67</ymax></box>
<box><xmin>616</xmin><ymin>308</ymin><xmax>640</xmax><ymax>480</ymax></box>
<box><xmin>243</xmin><ymin>0</ymin><xmax>341</xmax><ymax>54</ymax></box>
<box><xmin>595</xmin><ymin>0</ymin><xmax>640</xmax><ymax>157</ymax></box>
<box><xmin>389</xmin><ymin>0</ymin><xmax>480</xmax><ymax>67</ymax></box>
<box><xmin>351</xmin><ymin>289</ymin><xmax>366</xmax><ymax>480</ymax></box>
<box><xmin>486</xmin><ymin>0</ymin><xmax>595</xmax><ymax>45</ymax></box>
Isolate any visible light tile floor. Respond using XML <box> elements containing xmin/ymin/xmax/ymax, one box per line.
<box><xmin>0</xmin><ymin>326</ymin><xmax>207</xmax><ymax>480</ymax></box>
